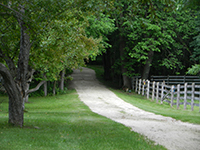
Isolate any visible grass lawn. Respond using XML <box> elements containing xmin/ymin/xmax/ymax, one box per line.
<box><xmin>87</xmin><ymin>65</ymin><xmax>200</xmax><ymax>125</ymax></box>
<box><xmin>0</xmin><ymin>90</ymin><xmax>165</xmax><ymax>150</ymax></box>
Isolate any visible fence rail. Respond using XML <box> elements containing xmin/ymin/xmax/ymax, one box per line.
<box><xmin>133</xmin><ymin>78</ymin><xmax>200</xmax><ymax>112</ymax></box>
<box><xmin>132</xmin><ymin>75</ymin><xmax>200</xmax><ymax>86</ymax></box>
<box><xmin>150</xmin><ymin>75</ymin><xmax>200</xmax><ymax>85</ymax></box>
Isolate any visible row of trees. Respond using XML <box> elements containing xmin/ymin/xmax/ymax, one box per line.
<box><xmin>100</xmin><ymin>0</ymin><xmax>200</xmax><ymax>89</ymax></box>
<box><xmin>0</xmin><ymin>0</ymin><xmax>115</xmax><ymax>127</ymax></box>
<box><xmin>0</xmin><ymin>0</ymin><xmax>199</xmax><ymax>127</ymax></box>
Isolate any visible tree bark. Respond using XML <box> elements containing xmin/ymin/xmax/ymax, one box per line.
<box><xmin>44</xmin><ymin>81</ymin><xmax>47</xmax><ymax>96</ymax></box>
<box><xmin>16</xmin><ymin>4</ymin><xmax>31</xmax><ymax>113</ymax></box>
<box><xmin>59</xmin><ymin>69</ymin><xmax>65</xmax><ymax>91</ymax></box>
<box><xmin>16</xmin><ymin>5</ymin><xmax>31</xmax><ymax>95</ymax></box>
<box><xmin>53</xmin><ymin>81</ymin><xmax>56</xmax><ymax>95</ymax></box>
<box><xmin>5</xmin><ymin>58</ymin><xmax>17</xmax><ymax>78</ymax></box>
<box><xmin>142</xmin><ymin>50</ymin><xmax>154</xmax><ymax>79</ymax></box>
<box><xmin>24</xmin><ymin>83</ymin><xmax>30</xmax><ymax>103</ymax></box>
<box><xmin>24</xmin><ymin>68</ymin><xmax>35</xmax><ymax>103</ymax></box>
<box><xmin>0</xmin><ymin>4</ymin><xmax>32</xmax><ymax>127</ymax></box>
<box><xmin>0</xmin><ymin>63</ymin><xmax>23</xmax><ymax>127</ymax></box>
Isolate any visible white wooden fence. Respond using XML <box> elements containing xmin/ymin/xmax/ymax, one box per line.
<box><xmin>133</xmin><ymin>78</ymin><xmax>200</xmax><ymax>112</ymax></box>
<box><xmin>150</xmin><ymin>75</ymin><xmax>200</xmax><ymax>85</ymax></box>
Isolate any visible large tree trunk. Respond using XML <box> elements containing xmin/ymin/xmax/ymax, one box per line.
<box><xmin>59</xmin><ymin>69</ymin><xmax>65</xmax><ymax>91</ymax></box>
<box><xmin>53</xmin><ymin>81</ymin><xmax>56</xmax><ymax>95</ymax></box>
<box><xmin>0</xmin><ymin>4</ymin><xmax>32</xmax><ymax>127</ymax></box>
<box><xmin>142</xmin><ymin>50</ymin><xmax>154</xmax><ymax>79</ymax></box>
<box><xmin>0</xmin><ymin>63</ymin><xmax>23</xmax><ymax>127</ymax></box>
<box><xmin>0</xmin><ymin>3</ymin><xmax>44</xmax><ymax>127</ymax></box>
<box><xmin>16</xmin><ymin>4</ymin><xmax>31</xmax><ymax>111</ymax></box>
<box><xmin>44</xmin><ymin>81</ymin><xmax>47</xmax><ymax>96</ymax></box>
<box><xmin>5</xmin><ymin>58</ymin><xmax>17</xmax><ymax>78</ymax></box>
<box><xmin>17</xmin><ymin>5</ymin><xmax>30</xmax><ymax>95</ymax></box>
<box><xmin>119</xmin><ymin>34</ymin><xmax>131</xmax><ymax>89</ymax></box>
<box><xmin>24</xmin><ymin>67</ymin><xmax>35</xmax><ymax>103</ymax></box>
<box><xmin>24</xmin><ymin>83</ymin><xmax>30</xmax><ymax>103</ymax></box>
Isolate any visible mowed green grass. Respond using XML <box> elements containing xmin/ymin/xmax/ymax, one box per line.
<box><xmin>0</xmin><ymin>90</ymin><xmax>166</xmax><ymax>150</ymax></box>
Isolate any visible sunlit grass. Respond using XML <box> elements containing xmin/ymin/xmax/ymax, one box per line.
<box><xmin>0</xmin><ymin>90</ymin><xmax>165</xmax><ymax>150</ymax></box>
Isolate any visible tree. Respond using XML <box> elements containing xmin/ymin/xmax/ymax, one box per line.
<box><xmin>187</xmin><ymin>11</ymin><xmax>200</xmax><ymax>75</ymax></box>
<box><xmin>34</xmin><ymin>10</ymin><xmax>102</xmax><ymax>95</ymax></box>
<box><xmin>101</xmin><ymin>0</ymin><xmax>176</xmax><ymax>87</ymax></box>
<box><xmin>0</xmin><ymin>63</ymin><xmax>23</xmax><ymax>126</ymax></box>
<box><xmin>178</xmin><ymin>0</ymin><xmax>200</xmax><ymax>76</ymax></box>
<box><xmin>0</xmin><ymin>1</ymin><xmax>33</xmax><ymax>126</ymax></box>
<box><xmin>128</xmin><ymin>4</ymin><xmax>197</xmax><ymax>77</ymax></box>
<box><xmin>85</xmin><ymin>13</ymin><xmax>116</xmax><ymax>80</ymax></box>
<box><xmin>0</xmin><ymin>0</ymin><xmax>105</xmax><ymax>127</ymax></box>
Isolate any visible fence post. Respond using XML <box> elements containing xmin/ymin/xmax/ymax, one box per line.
<box><xmin>184</xmin><ymin>83</ymin><xmax>187</xmax><ymax>110</ymax></box>
<box><xmin>170</xmin><ymin>85</ymin><xmax>174</xmax><ymax>107</ymax></box>
<box><xmin>191</xmin><ymin>83</ymin><xmax>195</xmax><ymax>111</ymax></box>
<box><xmin>135</xmin><ymin>78</ymin><xmax>138</xmax><ymax>93</ymax></box>
<box><xmin>176</xmin><ymin>84</ymin><xmax>180</xmax><ymax>109</ymax></box>
<box><xmin>142</xmin><ymin>79</ymin><xmax>145</xmax><ymax>96</ymax></box>
<box><xmin>156</xmin><ymin>82</ymin><xmax>159</xmax><ymax>103</ymax></box>
<box><xmin>152</xmin><ymin>81</ymin><xmax>155</xmax><ymax>101</ymax></box>
<box><xmin>151</xmin><ymin>75</ymin><xmax>153</xmax><ymax>82</ymax></box>
<box><xmin>131</xmin><ymin>78</ymin><xmax>134</xmax><ymax>90</ymax></box>
<box><xmin>138</xmin><ymin>79</ymin><xmax>141</xmax><ymax>95</ymax></box>
<box><xmin>161</xmin><ymin>82</ymin><xmax>164</xmax><ymax>104</ymax></box>
<box><xmin>199</xmin><ymin>93</ymin><xmax>200</xmax><ymax>113</ymax></box>
<box><xmin>147</xmin><ymin>80</ymin><xmax>150</xmax><ymax>99</ymax></box>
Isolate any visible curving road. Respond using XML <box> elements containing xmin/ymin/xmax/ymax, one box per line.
<box><xmin>70</xmin><ymin>67</ymin><xmax>200</xmax><ymax>150</ymax></box>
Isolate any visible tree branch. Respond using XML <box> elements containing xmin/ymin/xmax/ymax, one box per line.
<box><xmin>0</xmin><ymin>3</ymin><xmax>24</xmax><ymax>18</ymax></box>
<box><xmin>25</xmin><ymin>80</ymin><xmax>46</xmax><ymax>96</ymax></box>
<box><xmin>0</xmin><ymin>63</ymin><xmax>21</xmax><ymax>98</ymax></box>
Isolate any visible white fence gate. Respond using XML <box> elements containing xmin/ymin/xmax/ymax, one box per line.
<box><xmin>132</xmin><ymin>78</ymin><xmax>200</xmax><ymax>112</ymax></box>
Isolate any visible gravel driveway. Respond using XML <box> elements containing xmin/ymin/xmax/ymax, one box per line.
<box><xmin>69</xmin><ymin>67</ymin><xmax>200</xmax><ymax>150</ymax></box>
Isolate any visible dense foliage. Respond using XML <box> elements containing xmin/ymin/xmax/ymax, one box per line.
<box><xmin>0</xmin><ymin>0</ymin><xmax>115</xmax><ymax>126</ymax></box>
<box><xmin>98</xmin><ymin>0</ymin><xmax>200</xmax><ymax>87</ymax></box>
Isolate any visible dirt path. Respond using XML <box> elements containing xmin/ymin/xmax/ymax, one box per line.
<box><xmin>69</xmin><ymin>67</ymin><xmax>200</xmax><ymax>150</ymax></box>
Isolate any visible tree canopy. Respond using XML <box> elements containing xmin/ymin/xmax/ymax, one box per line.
<box><xmin>0</xmin><ymin>0</ymin><xmax>112</xmax><ymax>127</ymax></box>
